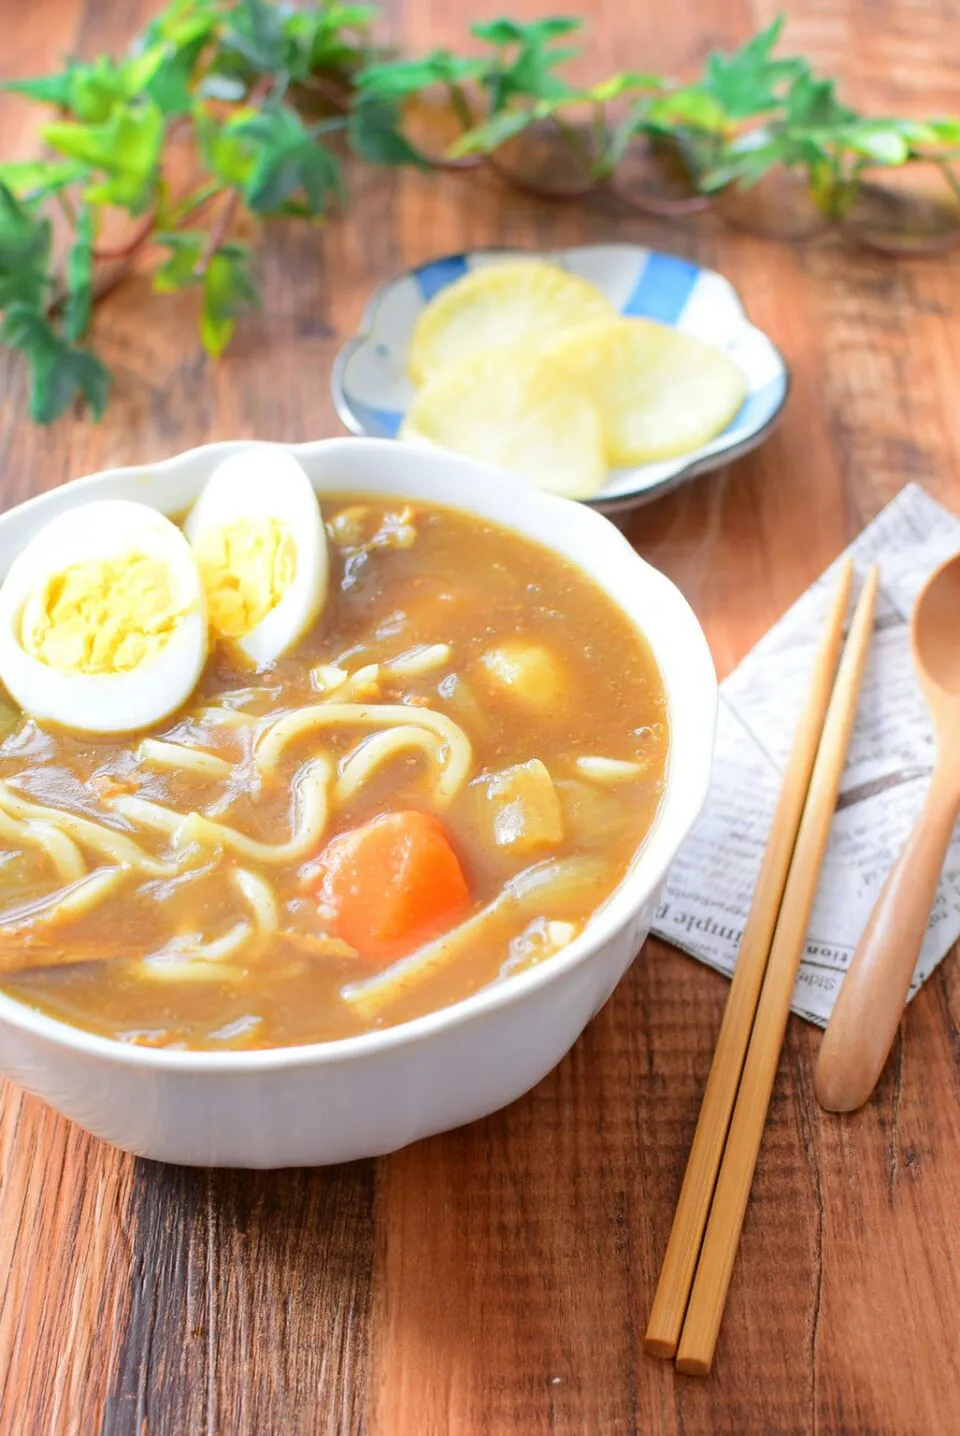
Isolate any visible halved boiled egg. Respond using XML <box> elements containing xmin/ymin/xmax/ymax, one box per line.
<box><xmin>185</xmin><ymin>448</ymin><xmax>329</xmax><ymax>668</ymax></box>
<box><xmin>0</xmin><ymin>500</ymin><xmax>208</xmax><ymax>734</ymax></box>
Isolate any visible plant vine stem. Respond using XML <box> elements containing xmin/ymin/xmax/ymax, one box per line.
<box><xmin>447</xmin><ymin>81</ymin><xmax>474</xmax><ymax>133</ymax></box>
<box><xmin>54</xmin><ymin>188</ymin><xmax>77</xmax><ymax>226</ymax></box>
<box><xmin>936</xmin><ymin>158</ymin><xmax>960</xmax><ymax>205</ymax></box>
<box><xmin>485</xmin><ymin>152</ymin><xmax>598</xmax><ymax>201</ymax></box>
<box><xmin>603</xmin><ymin>178</ymin><xmax>713</xmax><ymax>216</ymax></box>
<box><xmin>838</xmin><ymin>219</ymin><xmax>960</xmax><ymax>256</ymax></box>
<box><xmin>189</xmin><ymin>71</ymin><xmax>270</xmax><ymax>278</ymax></box>
<box><xmin>194</xmin><ymin>188</ymin><xmax>240</xmax><ymax>276</ymax></box>
<box><xmin>167</xmin><ymin>183</ymin><xmax>224</xmax><ymax>228</ymax></box>
<box><xmin>430</xmin><ymin>153</ymin><xmax>485</xmax><ymax>172</ymax></box>
<box><xmin>412</xmin><ymin>82</ymin><xmax>485</xmax><ymax>169</ymax></box>
<box><xmin>592</xmin><ymin>100</ymin><xmax>608</xmax><ymax>167</ymax></box>
<box><xmin>297</xmin><ymin>72</ymin><xmax>351</xmax><ymax>112</ymax></box>
<box><xmin>720</xmin><ymin>207</ymin><xmax>829</xmax><ymax>244</ymax></box>
<box><xmin>550</xmin><ymin>113</ymin><xmax>594</xmax><ymax>171</ymax></box>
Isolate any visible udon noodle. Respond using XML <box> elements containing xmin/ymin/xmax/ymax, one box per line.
<box><xmin>0</xmin><ymin>494</ymin><xmax>669</xmax><ymax>1049</ymax></box>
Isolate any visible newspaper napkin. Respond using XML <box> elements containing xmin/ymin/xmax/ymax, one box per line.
<box><xmin>650</xmin><ymin>482</ymin><xmax>960</xmax><ymax>1026</ymax></box>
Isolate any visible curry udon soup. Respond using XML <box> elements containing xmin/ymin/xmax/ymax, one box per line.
<box><xmin>0</xmin><ymin>472</ymin><xmax>668</xmax><ymax>1050</ymax></box>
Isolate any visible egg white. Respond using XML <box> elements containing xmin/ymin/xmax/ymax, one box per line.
<box><xmin>185</xmin><ymin>447</ymin><xmax>329</xmax><ymax>668</ymax></box>
<box><xmin>0</xmin><ymin>500</ymin><xmax>208</xmax><ymax>735</ymax></box>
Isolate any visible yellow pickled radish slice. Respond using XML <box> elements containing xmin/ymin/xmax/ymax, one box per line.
<box><xmin>407</xmin><ymin>260</ymin><xmax>616</xmax><ymax>386</ymax></box>
<box><xmin>546</xmin><ymin>317</ymin><xmax>747</xmax><ymax>465</ymax></box>
<box><xmin>400</xmin><ymin>346</ymin><xmax>607</xmax><ymax>500</ymax></box>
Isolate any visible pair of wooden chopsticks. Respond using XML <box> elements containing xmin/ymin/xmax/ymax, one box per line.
<box><xmin>644</xmin><ymin>556</ymin><xmax>878</xmax><ymax>1377</ymax></box>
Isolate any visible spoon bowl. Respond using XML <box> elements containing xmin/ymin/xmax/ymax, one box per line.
<box><xmin>815</xmin><ymin>551</ymin><xmax>960</xmax><ymax>1112</ymax></box>
<box><xmin>913</xmin><ymin>552</ymin><xmax>960</xmax><ymax>699</ymax></box>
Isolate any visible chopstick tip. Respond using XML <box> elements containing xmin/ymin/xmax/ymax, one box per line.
<box><xmin>643</xmin><ymin>1333</ymin><xmax>678</xmax><ymax>1360</ymax></box>
<box><xmin>675</xmin><ymin>1352</ymin><xmax>712</xmax><ymax>1378</ymax></box>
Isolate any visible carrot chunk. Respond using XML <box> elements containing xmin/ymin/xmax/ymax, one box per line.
<box><xmin>314</xmin><ymin>810</ymin><xmax>470</xmax><ymax>958</ymax></box>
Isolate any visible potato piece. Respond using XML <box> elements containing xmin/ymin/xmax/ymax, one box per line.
<box><xmin>408</xmin><ymin>260</ymin><xmax>615</xmax><ymax>386</ymax></box>
<box><xmin>476</xmin><ymin>759</ymin><xmax>564</xmax><ymax>854</ymax></box>
<box><xmin>545</xmin><ymin>317</ymin><xmax>746</xmax><ymax>465</ymax></box>
<box><xmin>555</xmin><ymin>779</ymin><xmax>638</xmax><ymax>848</ymax></box>
<box><xmin>436</xmin><ymin>672</ymin><xmax>484</xmax><ymax>728</ymax></box>
<box><xmin>479</xmin><ymin>638</ymin><xmax>564</xmax><ymax>710</ymax></box>
<box><xmin>401</xmin><ymin>346</ymin><xmax>607</xmax><ymax>500</ymax></box>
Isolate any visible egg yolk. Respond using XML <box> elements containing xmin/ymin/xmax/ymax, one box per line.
<box><xmin>195</xmin><ymin>519</ymin><xmax>296</xmax><ymax>640</ymax></box>
<box><xmin>20</xmin><ymin>554</ymin><xmax>184</xmax><ymax>674</ymax></box>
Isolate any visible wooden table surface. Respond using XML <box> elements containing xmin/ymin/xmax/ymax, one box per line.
<box><xmin>3</xmin><ymin>2</ymin><xmax>960</xmax><ymax>1432</ymax></box>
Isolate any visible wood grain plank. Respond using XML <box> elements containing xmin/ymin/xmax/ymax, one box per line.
<box><xmin>0</xmin><ymin>1087</ymin><xmax>134</xmax><ymax>1436</ymax></box>
<box><xmin>103</xmin><ymin>1163</ymin><xmax>375</xmax><ymax>1436</ymax></box>
<box><xmin>0</xmin><ymin>10</ymin><xmax>144</xmax><ymax>1436</ymax></box>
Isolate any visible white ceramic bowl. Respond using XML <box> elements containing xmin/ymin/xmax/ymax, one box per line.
<box><xmin>0</xmin><ymin>438</ymin><xmax>716</xmax><ymax>1167</ymax></box>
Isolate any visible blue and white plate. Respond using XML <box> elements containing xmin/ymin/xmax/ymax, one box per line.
<box><xmin>332</xmin><ymin>245</ymin><xmax>789</xmax><ymax>512</ymax></box>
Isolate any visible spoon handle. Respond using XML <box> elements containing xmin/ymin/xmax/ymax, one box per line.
<box><xmin>815</xmin><ymin>771</ymin><xmax>960</xmax><ymax>1112</ymax></box>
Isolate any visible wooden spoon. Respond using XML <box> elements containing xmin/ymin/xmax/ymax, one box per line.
<box><xmin>815</xmin><ymin>553</ymin><xmax>960</xmax><ymax>1113</ymax></box>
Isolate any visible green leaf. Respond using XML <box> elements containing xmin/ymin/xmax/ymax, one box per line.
<box><xmin>153</xmin><ymin>234</ymin><xmax>259</xmax><ymax>355</ymax></box>
<box><xmin>7</xmin><ymin>49</ymin><xmax>171</xmax><ymax>123</ymax></box>
<box><xmin>119</xmin><ymin>46</ymin><xmax>170</xmax><ymax>100</ymax></box>
<box><xmin>221</xmin><ymin>0</ymin><xmax>293</xmax><ymax>74</ymax></box>
<box><xmin>195</xmin><ymin>107</ymin><xmax>257</xmax><ymax>186</ymax></box>
<box><xmin>701</xmin><ymin>130</ymin><xmax>787</xmax><ymax>190</ymax></box>
<box><xmin>470</xmin><ymin>16</ymin><xmax>582</xmax><ymax>111</ymax></box>
<box><xmin>323</xmin><ymin>2</ymin><xmax>378</xmax><ymax>24</ymax></box>
<box><xmin>0</xmin><ymin>181</ymin><xmax>53</xmax><ymax>308</ymax></box>
<box><xmin>703</xmin><ymin>16</ymin><xmax>805</xmax><ymax>119</ymax></box>
<box><xmin>447</xmin><ymin>106</ymin><xmax>536</xmax><ymax>158</ymax></box>
<box><xmin>926</xmin><ymin>118</ymin><xmax>960</xmax><ymax>147</ymax></box>
<box><xmin>347</xmin><ymin>99</ymin><xmax>429</xmax><ymax>168</ymax></box>
<box><xmin>44</xmin><ymin>101</ymin><xmax>164</xmax><ymax>212</ymax></box>
<box><xmin>584</xmin><ymin>71</ymin><xmax>661</xmax><ymax>104</ymax></box>
<box><xmin>146</xmin><ymin>48</ymin><xmax>203</xmax><ymax>117</ymax></box>
<box><xmin>357</xmin><ymin>52</ymin><xmax>487</xmax><ymax>100</ymax></box>
<box><xmin>2</xmin><ymin>71</ymin><xmax>75</xmax><ymax>107</ymax></box>
<box><xmin>137</xmin><ymin>0</ymin><xmax>212</xmax><ymax>50</ymax></box>
<box><xmin>284</xmin><ymin>4</ymin><xmax>376</xmax><ymax>77</ymax></box>
<box><xmin>65</xmin><ymin>206</ymin><xmax>94</xmax><ymax>341</ymax></box>
<box><xmin>201</xmin><ymin>244</ymin><xmax>258</xmax><ymax>356</ymax></box>
<box><xmin>471</xmin><ymin>18</ymin><xmax>581</xmax><ymax>46</ymax></box>
<box><xmin>234</xmin><ymin>105</ymin><xmax>342</xmax><ymax>214</ymax></box>
<box><xmin>647</xmin><ymin>85</ymin><xmax>729</xmax><ymax>134</ymax></box>
<box><xmin>842</xmin><ymin>121</ymin><xmax>909</xmax><ymax>166</ymax></box>
<box><xmin>784</xmin><ymin>71</ymin><xmax>855</xmax><ymax>131</ymax></box>
<box><xmin>355</xmin><ymin>58</ymin><xmax>444</xmax><ymax>98</ymax></box>
<box><xmin>890</xmin><ymin>120</ymin><xmax>944</xmax><ymax>149</ymax></box>
<box><xmin>503</xmin><ymin>44</ymin><xmax>577</xmax><ymax>104</ymax></box>
<box><xmin>0</xmin><ymin>267</ymin><xmax>51</xmax><ymax>310</ymax></box>
<box><xmin>78</xmin><ymin>50</ymin><xmax>171</xmax><ymax>123</ymax></box>
<box><xmin>0</xmin><ymin>160</ymin><xmax>87</xmax><ymax>200</ymax></box>
<box><xmin>151</xmin><ymin>229</ymin><xmax>205</xmax><ymax>292</ymax></box>
<box><xmin>140</xmin><ymin>0</ymin><xmax>219</xmax><ymax>50</ymax></box>
<box><xmin>0</xmin><ymin>304</ymin><xmax>110</xmax><ymax>424</ymax></box>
